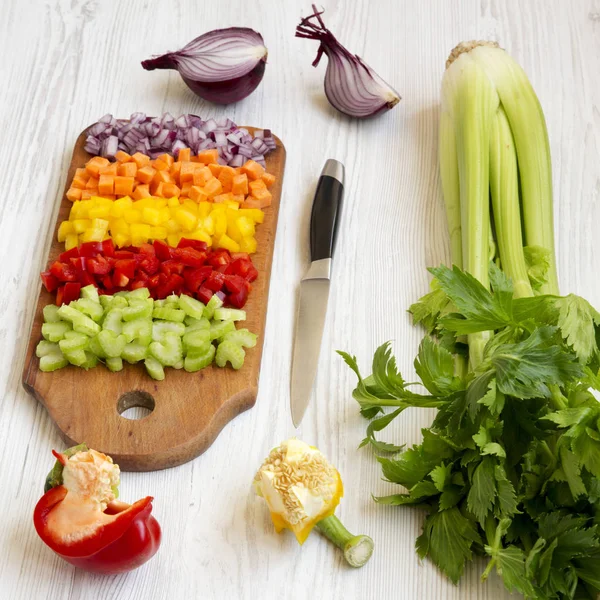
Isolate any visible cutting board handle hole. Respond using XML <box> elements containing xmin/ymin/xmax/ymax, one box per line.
<box><xmin>117</xmin><ymin>391</ymin><xmax>155</xmax><ymax>420</ymax></box>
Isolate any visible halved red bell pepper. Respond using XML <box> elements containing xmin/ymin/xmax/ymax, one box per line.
<box><xmin>34</xmin><ymin>448</ymin><xmax>161</xmax><ymax>574</ymax></box>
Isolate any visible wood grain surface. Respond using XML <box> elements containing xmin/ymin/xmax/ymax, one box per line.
<box><xmin>21</xmin><ymin>127</ymin><xmax>286</xmax><ymax>472</ymax></box>
<box><xmin>1</xmin><ymin>0</ymin><xmax>599</xmax><ymax>599</ymax></box>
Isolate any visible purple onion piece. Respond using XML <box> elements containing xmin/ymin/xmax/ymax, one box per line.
<box><xmin>141</xmin><ymin>28</ymin><xmax>268</xmax><ymax>105</ymax></box>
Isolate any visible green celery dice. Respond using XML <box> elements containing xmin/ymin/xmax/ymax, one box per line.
<box><xmin>99</xmin><ymin>295</ymin><xmax>111</xmax><ymax>309</ymax></box>
<box><xmin>81</xmin><ymin>351</ymin><xmax>99</xmax><ymax>370</ymax></box>
<box><xmin>163</xmin><ymin>295</ymin><xmax>180</xmax><ymax>308</ymax></box>
<box><xmin>210</xmin><ymin>320</ymin><xmax>235</xmax><ymax>341</ymax></box>
<box><xmin>100</xmin><ymin>295</ymin><xmax>128</xmax><ymax>311</ymax></box>
<box><xmin>36</xmin><ymin>340</ymin><xmax>60</xmax><ymax>357</ymax></box>
<box><xmin>149</xmin><ymin>333</ymin><xmax>183</xmax><ymax>367</ymax></box>
<box><xmin>153</xmin><ymin>307</ymin><xmax>186</xmax><ymax>322</ymax></box>
<box><xmin>72</xmin><ymin>315</ymin><xmax>101</xmax><ymax>337</ymax></box>
<box><xmin>73</xmin><ymin>298</ymin><xmax>104</xmax><ymax>322</ymax></box>
<box><xmin>80</xmin><ymin>285</ymin><xmax>99</xmax><ymax>303</ymax></box>
<box><xmin>64</xmin><ymin>348</ymin><xmax>88</xmax><ymax>367</ymax></box>
<box><xmin>213</xmin><ymin>308</ymin><xmax>246</xmax><ymax>322</ymax></box>
<box><xmin>152</xmin><ymin>321</ymin><xmax>185</xmax><ymax>342</ymax></box>
<box><xmin>102</xmin><ymin>309</ymin><xmax>124</xmax><ymax>334</ymax></box>
<box><xmin>172</xmin><ymin>360</ymin><xmax>184</xmax><ymax>370</ymax></box>
<box><xmin>57</xmin><ymin>304</ymin><xmax>85</xmax><ymax>322</ymax></box>
<box><xmin>97</xmin><ymin>330</ymin><xmax>127</xmax><ymax>358</ymax></box>
<box><xmin>106</xmin><ymin>357</ymin><xmax>123</xmax><ymax>372</ymax></box>
<box><xmin>123</xmin><ymin>319</ymin><xmax>152</xmax><ymax>344</ymax></box>
<box><xmin>43</xmin><ymin>304</ymin><xmax>61</xmax><ymax>323</ymax></box>
<box><xmin>145</xmin><ymin>357</ymin><xmax>165</xmax><ymax>380</ymax></box>
<box><xmin>39</xmin><ymin>352</ymin><xmax>69</xmax><ymax>372</ymax></box>
<box><xmin>122</xmin><ymin>299</ymin><xmax>153</xmax><ymax>322</ymax></box>
<box><xmin>179</xmin><ymin>295</ymin><xmax>206</xmax><ymax>320</ymax></box>
<box><xmin>204</xmin><ymin>294</ymin><xmax>223</xmax><ymax>320</ymax></box>
<box><xmin>87</xmin><ymin>335</ymin><xmax>106</xmax><ymax>359</ymax></box>
<box><xmin>126</xmin><ymin>288</ymin><xmax>151</xmax><ymax>301</ymax></box>
<box><xmin>222</xmin><ymin>329</ymin><xmax>257</xmax><ymax>348</ymax></box>
<box><xmin>184</xmin><ymin>316</ymin><xmax>211</xmax><ymax>331</ymax></box>
<box><xmin>183</xmin><ymin>329</ymin><xmax>211</xmax><ymax>352</ymax></box>
<box><xmin>215</xmin><ymin>341</ymin><xmax>246</xmax><ymax>370</ymax></box>
<box><xmin>59</xmin><ymin>332</ymin><xmax>89</xmax><ymax>353</ymax></box>
<box><xmin>42</xmin><ymin>321</ymin><xmax>72</xmax><ymax>342</ymax></box>
<box><xmin>122</xmin><ymin>342</ymin><xmax>148</xmax><ymax>364</ymax></box>
<box><xmin>184</xmin><ymin>345</ymin><xmax>216</xmax><ymax>372</ymax></box>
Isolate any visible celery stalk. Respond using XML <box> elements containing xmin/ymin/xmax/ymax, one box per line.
<box><xmin>489</xmin><ymin>107</ymin><xmax>534</xmax><ymax>299</ymax></box>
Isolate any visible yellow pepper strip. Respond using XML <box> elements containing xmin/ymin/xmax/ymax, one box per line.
<box><xmin>59</xmin><ymin>196</ymin><xmax>264</xmax><ymax>251</ymax></box>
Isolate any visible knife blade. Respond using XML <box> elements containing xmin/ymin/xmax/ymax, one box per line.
<box><xmin>290</xmin><ymin>159</ymin><xmax>345</xmax><ymax>427</ymax></box>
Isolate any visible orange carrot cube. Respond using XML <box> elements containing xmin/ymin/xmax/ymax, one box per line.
<box><xmin>179</xmin><ymin>161</ymin><xmax>197</xmax><ymax>183</ymax></box>
<box><xmin>180</xmin><ymin>181</ymin><xmax>193</xmax><ymax>197</ymax></box>
<box><xmin>241</xmin><ymin>197</ymin><xmax>264</xmax><ymax>209</ymax></box>
<box><xmin>231</xmin><ymin>174</ymin><xmax>248</xmax><ymax>195</ymax></box>
<box><xmin>208</xmin><ymin>163</ymin><xmax>222</xmax><ymax>178</ymax></box>
<box><xmin>170</xmin><ymin>161</ymin><xmax>182</xmax><ymax>183</ymax></box>
<box><xmin>132</xmin><ymin>152</ymin><xmax>150</xmax><ymax>168</ymax></box>
<box><xmin>232</xmin><ymin>194</ymin><xmax>245</xmax><ymax>204</ymax></box>
<box><xmin>152</xmin><ymin>170</ymin><xmax>174</xmax><ymax>186</ymax></box>
<box><xmin>66</xmin><ymin>187</ymin><xmax>83</xmax><ymax>202</ymax></box>
<box><xmin>177</xmin><ymin>147</ymin><xmax>191</xmax><ymax>162</ymax></box>
<box><xmin>162</xmin><ymin>183</ymin><xmax>181</xmax><ymax>198</ymax></box>
<box><xmin>85</xmin><ymin>156</ymin><xmax>110</xmax><ymax>177</ymax></box>
<box><xmin>218</xmin><ymin>166</ymin><xmax>236</xmax><ymax>193</ymax></box>
<box><xmin>136</xmin><ymin>165</ymin><xmax>156</xmax><ymax>184</ymax></box>
<box><xmin>114</xmin><ymin>176</ymin><xmax>135</xmax><ymax>197</ymax></box>
<box><xmin>115</xmin><ymin>150</ymin><xmax>132</xmax><ymax>163</ymax></box>
<box><xmin>241</xmin><ymin>160</ymin><xmax>265</xmax><ymax>181</ymax></box>
<box><xmin>262</xmin><ymin>172</ymin><xmax>276</xmax><ymax>188</ymax></box>
<box><xmin>203</xmin><ymin>178</ymin><xmax>223</xmax><ymax>198</ymax></box>
<box><xmin>118</xmin><ymin>162</ymin><xmax>137</xmax><ymax>177</ymax></box>
<box><xmin>249</xmin><ymin>187</ymin><xmax>272</xmax><ymax>208</ymax></box>
<box><xmin>98</xmin><ymin>175</ymin><xmax>115</xmax><ymax>195</ymax></box>
<box><xmin>132</xmin><ymin>184</ymin><xmax>151</xmax><ymax>199</ymax></box>
<box><xmin>198</xmin><ymin>149</ymin><xmax>219</xmax><ymax>164</ymax></box>
<box><xmin>193</xmin><ymin>166</ymin><xmax>212</xmax><ymax>187</ymax></box>
<box><xmin>157</xmin><ymin>153</ymin><xmax>174</xmax><ymax>168</ymax></box>
<box><xmin>214</xmin><ymin>193</ymin><xmax>234</xmax><ymax>204</ymax></box>
<box><xmin>153</xmin><ymin>182</ymin><xmax>165</xmax><ymax>197</ymax></box>
<box><xmin>153</xmin><ymin>159</ymin><xmax>169</xmax><ymax>172</ymax></box>
<box><xmin>249</xmin><ymin>179</ymin><xmax>267</xmax><ymax>195</ymax></box>
<box><xmin>99</xmin><ymin>162</ymin><xmax>118</xmax><ymax>176</ymax></box>
<box><xmin>81</xmin><ymin>191</ymin><xmax>93</xmax><ymax>200</ymax></box>
<box><xmin>189</xmin><ymin>186</ymin><xmax>209</xmax><ymax>203</ymax></box>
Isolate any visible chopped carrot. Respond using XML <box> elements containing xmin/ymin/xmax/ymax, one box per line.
<box><xmin>153</xmin><ymin>182</ymin><xmax>165</xmax><ymax>197</ymax></box>
<box><xmin>262</xmin><ymin>172</ymin><xmax>276</xmax><ymax>188</ymax></box>
<box><xmin>208</xmin><ymin>163</ymin><xmax>222</xmax><ymax>178</ymax></box>
<box><xmin>249</xmin><ymin>179</ymin><xmax>267</xmax><ymax>194</ymax></box>
<box><xmin>203</xmin><ymin>178</ymin><xmax>223</xmax><ymax>198</ymax></box>
<box><xmin>118</xmin><ymin>162</ymin><xmax>137</xmax><ymax>178</ymax></box>
<box><xmin>85</xmin><ymin>156</ymin><xmax>110</xmax><ymax>177</ymax></box>
<box><xmin>102</xmin><ymin>194</ymin><xmax>117</xmax><ymax>201</ymax></box>
<box><xmin>162</xmin><ymin>183</ymin><xmax>181</xmax><ymax>198</ymax></box>
<box><xmin>86</xmin><ymin>176</ymin><xmax>100</xmax><ymax>190</ymax></box>
<box><xmin>157</xmin><ymin>153</ymin><xmax>174</xmax><ymax>168</ymax></box>
<box><xmin>198</xmin><ymin>149</ymin><xmax>219</xmax><ymax>164</ymax></box>
<box><xmin>132</xmin><ymin>152</ymin><xmax>150</xmax><ymax>168</ymax></box>
<box><xmin>179</xmin><ymin>162</ymin><xmax>197</xmax><ymax>183</ymax></box>
<box><xmin>66</xmin><ymin>187</ymin><xmax>82</xmax><ymax>202</ymax></box>
<box><xmin>190</xmin><ymin>155</ymin><xmax>200</xmax><ymax>163</ymax></box>
<box><xmin>81</xmin><ymin>191</ymin><xmax>93</xmax><ymax>200</ymax></box>
<box><xmin>153</xmin><ymin>159</ymin><xmax>169</xmax><ymax>172</ymax></box>
<box><xmin>181</xmin><ymin>181</ymin><xmax>193</xmax><ymax>197</ymax></box>
<box><xmin>132</xmin><ymin>184</ymin><xmax>151</xmax><ymax>199</ymax></box>
<box><xmin>115</xmin><ymin>150</ymin><xmax>132</xmax><ymax>163</ymax></box>
<box><xmin>232</xmin><ymin>194</ymin><xmax>245</xmax><ymax>204</ymax></box>
<box><xmin>218</xmin><ymin>166</ymin><xmax>236</xmax><ymax>193</ymax></box>
<box><xmin>249</xmin><ymin>187</ymin><xmax>272</xmax><ymax>208</ymax></box>
<box><xmin>214</xmin><ymin>192</ymin><xmax>234</xmax><ymax>204</ymax></box>
<box><xmin>241</xmin><ymin>159</ymin><xmax>265</xmax><ymax>181</ymax></box>
<box><xmin>136</xmin><ymin>165</ymin><xmax>156</xmax><ymax>184</ymax></box>
<box><xmin>72</xmin><ymin>168</ymin><xmax>90</xmax><ymax>190</ymax></box>
<box><xmin>152</xmin><ymin>170</ymin><xmax>174</xmax><ymax>186</ymax></box>
<box><xmin>99</xmin><ymin>162</ymin><xmax>118</xmax><ymax>176</ymax></box>
<box><xmin>231</xmin><ymin>173</ymin><xmax>249</xmax><ymax>195</ymax></box>
<box><xmin>177</xmin><ymin>148</ymin><xmax>191</xmax><ymax>162</ymax></box>
<box><xmin>98</xmin><ymin>175</ymin><xmax>115</xmax><ymax>195</ymax></box>
<box><xmin>241</xmin><ymin>197</ymin><xmax>264</xmax><ymax>209</ymax></box>
<box><xmin>114</xmin><ymin>176</ymin><xmax>135</xmax><ymax>197</ymax></box>
<box><xmin>193</xmin><ymin>166</ymin><xmax>212</xmax><ymax>187</ymax></box>
<box><xmin>170</xmin><ymin>161</ymin><xmax>182</xmax><ymax>183</ymax></box>
<box><xmin>189</xmin><ymin>186</ymin><xmax>209</xmax><ymax>203</ymax></box>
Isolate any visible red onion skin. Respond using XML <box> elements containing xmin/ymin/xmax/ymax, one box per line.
<box><xmin>180</xmin><ymin>60</ymin><xmax>266</xmax><ymax>105</ymax></box>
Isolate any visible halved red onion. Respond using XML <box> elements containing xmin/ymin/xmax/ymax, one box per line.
<box><xmin>296</xmin><ymin>6</ymin><xmax>401</xmax><ymax>118</ymax></box>
<box><xmin>141</xmin><ymin>28</ymin><xmax>268</xmax><ymax>105</ymax></box>
<box><xmin>83</xmin><ymin>112</ymin><xmax>273</xmax><ymax>168</ymax></box>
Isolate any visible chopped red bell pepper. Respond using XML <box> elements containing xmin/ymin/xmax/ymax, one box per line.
<box><xmin>173</xmin><ymin>247</ymin><xmax>207</xmax><ymax>268</ymax></box>
<box><xmin>40</xmin><ymin>271</ymin><xmax>59</xmax><ymax>293</ymax></box>
<box><xmin>153</xmin><ymin>240</ymin><xmax>173</xmax><ymax>261</ymax></box>
<box><xmin>177</xmin><ymin>238</ymin><xmax>208</xmax><ymax>251</ymax></box>
<box><xmin>58</xmin><ymin>247</ymin><xmax>80</xmax><ymax>262</ymax></box>
<box><xmin>183</xmin><ymin>266</ymin><xmax>212</xmax><ymax>293</ymax></box>
<box><xmin>87</xmin><ymin>255</ymin><xmax>113</xmax><ymax>276</ymax></box>
<box><xmin>50</xmin><ymin>260</ymin><xmax>78</xmax><ymax>282</ymax></box>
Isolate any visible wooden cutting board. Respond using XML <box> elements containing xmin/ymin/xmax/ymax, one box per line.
<box><xmin>22</xmin><ymin>126</ymin><xmax>285</xmax><ymax>471</ymax></box>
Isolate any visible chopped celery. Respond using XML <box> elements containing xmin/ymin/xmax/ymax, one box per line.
<box><xmin>57</xmin><ymin>304</ymin><xmax>85</xmax><ymax>322</ymax></box>
<box><xmin>184</xmin><ymin>345</ymin><xmax>216</xmax><ymax>372</ymax></box>
<box><xmin>97</xmin><ymin>330</ymin><xmax>127</xmax><ymax>358</ymax></box>
<box><xmin>145</xmin><ymin>357</ymin><xmax>165</xmax><ymax>381</ymax></box>
<box><xmin>39</xmin><ymin>352</ymin><xmax>69</xmax><ymax>372</ymax></box>
<box><xmin>173</xmin><ymin>360</ymin><xmax>184</xmax><ymax>370</ymax></box>
<box><xmin>123</xmin><ymin>318</ymin><xmax>152</xmax><ymax>344</ymax></box>
<box><xmin>59</xmin><ymin>333</ymin><xmax>89</xmax><ymax>353</ymax></box>
<box><xmin>42</xmin><ymin>321</ymin><xmax>72</xmax><ymax>342</ymax></box>
<box><xmin>184</xmin><ymin>316</ymin><xmax>210</xmax><ymax>331</ymax></box>
<box><xmin>106</xmin><ymin>357</ymin><xmax>123</xmax><ymax>372</ymax></box>
<box><xmin>100</xmin><ymin>295</ymin><xmax>128</xmax><ymax>311</ymax></box>
<box><xmin>80</xmin><ymin>285</ymin><xmax>100</xmax><ymax>303</ymax></box>
<box><xmin>36</xmin><ymin>341</ymin><xmax>60</xmax><ymax>357</ymax></box>
<box><xmin>153</xmin><ymin>307</ymin><xmax>186</xmax><ymax>322</ymax></box>
<box><xmin>153</xmin><ymin>299</ymin><xmax>165</xmax><ymax>308</ymax></box>
<box><xmin>102</xmin><ymin>309</ymin><xmax>124</xmax><ymax>334</ymax></box>
<box><xmin>72</xmin><ymin>315</ymin><xmax>101</xmax><ymax>337</ymax></box>
<box><xmin>210</xmin><ymin>320</ymin><xmax>236</xmax><ymax>341</ymax></box>
<box><xmin>152</xmin><ymin>321</ymin><xmax>185</xmax><ymax>342</ymax></box>
<box><xmin>64</xmin><ymin>348</ymin><xmax>88</xmax><ymax>367</ymax></box>
<box><xmin>204</xmin><ymin>294</ymin><xmax>223</xmax><ymax>320</ymax></box>
<box><xmin>73</xmin><ymin>298</ymin><xmax>104</xmax><ymax>322</ymax></box>
<box><xmin>122</xmin><ymin>342</ymin><xmax>148</xmax><ymax>364</ymax></box>
<box><xmin>99</xmin><ymin>295</ymin><xmax>111</xmax><ymax>309</ymax></box>
<box><xmin>87</xmin><ymin>335</ymin><xmax>106</xmax><ymax>358</ymax></box>
<box><xmin>126</xmin><ymin>288</ymin><xmax>151</xmax><ymax>301</ymax></box>
<box><xmin>213</xmin><ymin>308</ymin><xmax>246</xmax><ymax>322</ymax></box>
<box><xmin>178</xmin><ymin>295</ymin><xmax>206</xmax><ymax>320</ymax></box>
<box><xmin>149</xmin><ymin>333</ymin><xmax>183</xmax><ymax>367</ymax></box>
<box><xmin>43</xmin><ymin>304</ymin><xmax>61</xmax><ymax>323</ymax></box>
<box><xmin>183</xmin><ymin>329</ymin><xmax>211</xmax><ymax>352</ymax></box>
<box><xmin>222</xmin><ymin>329</ymin><xmax>257</xmax><ymax>348</ymax></box>
<box><xmin>216</xmin><ymin>341</ymin><xmax>245</xmax><ymax>370</ymax></box>
<box><xmin>123</xmin><ymin>300</ymin><xmax>153</xmax><ymax>322</ymax></box>
<box><xmin>81</xmin><ymin>351</ymin><xmax>99</xmax><ymax>370</ymax></box>
<box><xmin>164</xmin><ymin>295</ymin><xmax>180</xmax><ymax>307</ymax></box>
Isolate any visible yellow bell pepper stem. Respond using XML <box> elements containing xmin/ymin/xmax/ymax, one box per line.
<box><xmin>316</xmin><ymin>515</ymin><xmax>374</xmax><ymax>568</ymax></box>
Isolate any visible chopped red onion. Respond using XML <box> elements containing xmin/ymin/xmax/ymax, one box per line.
<box><xmin>83</xmin><ymin>112</ymin><xmax>276</xmax><ymax>166</ymax></box>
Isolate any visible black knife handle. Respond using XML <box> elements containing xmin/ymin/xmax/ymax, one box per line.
<box><xmin>310</xmin><ymin>160</ymin><xmax>345</xmax><ymax>262</ymax></box>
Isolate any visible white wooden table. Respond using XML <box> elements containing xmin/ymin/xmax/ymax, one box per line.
<box><xmin>1</xmin><ymin>1</ymin><xmax>599</xmax><ymax>598</ymax></box>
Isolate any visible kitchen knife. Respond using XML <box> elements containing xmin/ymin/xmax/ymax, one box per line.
<box><xmin>290</xmin><ymin>159</ymin><xmax>345</xmax><ymax>427</ymax></box>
